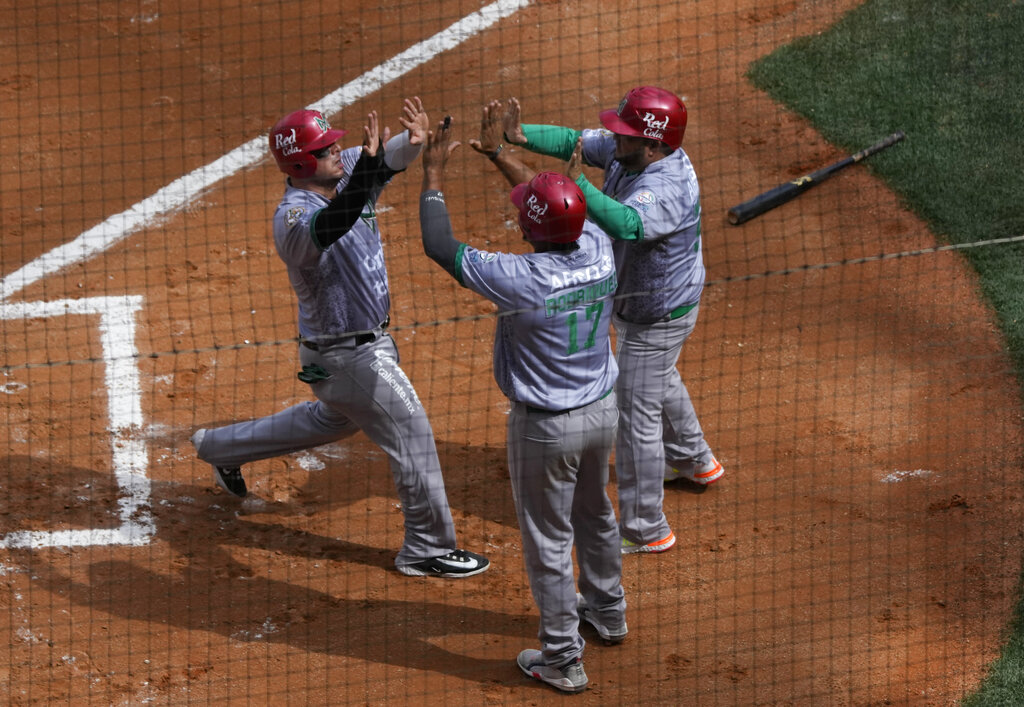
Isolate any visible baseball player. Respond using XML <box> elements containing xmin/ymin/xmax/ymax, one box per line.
<box><xmin>418</xmin><ymin>119</ymin><xmax>625</xmax><ymax>694</ymax></box>
<box><xmin>493</xmin><ymin>88</ymin><xmax>723</xmax><ymax>555</ymax></box>
<box><xmin>190</xmin><ymin>99</ymin><xmax>489</xmax><ymax>579</ymax></box>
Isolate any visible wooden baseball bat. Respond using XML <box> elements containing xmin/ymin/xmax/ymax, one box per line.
<box><xmin>727</xmin><ymin>130</ymin><xmax>905</xmax><ymax>226</ymax></box>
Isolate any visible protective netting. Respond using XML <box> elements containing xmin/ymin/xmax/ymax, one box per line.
<box><xmin>2</xmin><ymin>0</ymin><xmax>1021</xmax><ymax>703</ymax></box>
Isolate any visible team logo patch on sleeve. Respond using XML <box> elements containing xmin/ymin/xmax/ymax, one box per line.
<box><xmin>628</xmin><ymin>190</ymin><xmax>656</xmax><ymax>213</ymax></box>
<box><xmin>469</xmin><ymin>250</ymin><xmax>497</xmax><ymax>264</ymax></box>
<box><xmin>285</xmin><ymin>206</ymin><xmax>306</xmax><ymax>227</ymax></box>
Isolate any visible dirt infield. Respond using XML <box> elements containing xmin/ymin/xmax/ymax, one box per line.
<box><xmin>3</xmin><ymin>0</ymin><xmax>1023</xmax><ymax>704</ymax></box>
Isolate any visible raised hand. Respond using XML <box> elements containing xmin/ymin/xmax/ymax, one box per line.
<box><xmin>502</xmin><ymin>97</ymin><xmax>527</xmax><ymax>145</ymax></box>
<box><xmin>468</xmin><ymin>100</ymin><xmax>506</xmax><ymax>156</ymax></box>
<box><xmin>362</xmin><ymin>111</ymin><xmax>392</xmax><ymax>157</ymax></box>
<box><xmin>399</xmin><ymin>96</ymin><xmax>429</xmax><ymax>146</ymax></box>
<box><xmin>421</xmin><ymin>116</ymin><xmax>460</xmax><ymax>191</ymax></box>
<box><xmin>566</xmin><ymin>137</ymin><xmax>584</xmax><ymax>181</ymax></box>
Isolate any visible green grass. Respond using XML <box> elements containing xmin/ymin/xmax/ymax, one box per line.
<box><xmin>747</xmin><ymin>0</ymin><xmax>1024</xmax><ymax>703</ymax></box>
<box><xmin>749</xmin><ymin>0</ymin><xmax>1024</xmax><ymax>373</ymax></box>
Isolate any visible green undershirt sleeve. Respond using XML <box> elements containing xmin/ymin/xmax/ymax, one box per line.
<box><xmin>575</xmin><ymin>175</ymin><xmax>644</xmax><ymax>241</ymax></box>
<box><xmin>453</xmin><ymin>243</ymin><xmax>468</xmax><ymax>287</ymax></box>
<box><xmin>520</xmin><ymin>124</ymin><xmax>582</xmax><ymax>160</ymax></box>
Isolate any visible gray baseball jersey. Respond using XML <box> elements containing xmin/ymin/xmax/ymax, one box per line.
<box><xmin>456</xmin><ymin>223</ymin><xmax>619</xmax><ymax>411</ymax></box>
<box><xmin>580</xmin><ymin>128</ymin><xmax>705</xmax><ymax>324</ymax></box>
<box><xmin>420</xmin><ymin>194</ymin><xmax>624</xmax><ymax>669</ymax></box>
<box><xmin>274</xmin><ymin>146</ymin><xmax>390</xmax><ymax>337</ymax></box>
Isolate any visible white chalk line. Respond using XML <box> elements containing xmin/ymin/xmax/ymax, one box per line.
<box><xmin>0</xmin><ymin>0</ymin><xmax>530</xmax><ymax>548</ymax></box>
<box><xmin>0</xmin><ymin>297</ymin><xmax>155</xmax><ymax>549</ymax></box>
<box><xmin>0</xmin><ymin>0</ymin><xmax>530</xmax><ymax>303</ymax></box>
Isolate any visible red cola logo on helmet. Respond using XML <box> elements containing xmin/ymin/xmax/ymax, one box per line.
<box><xmin>641</xmin><ymin>112</ymin><xmax>669</xmax><ymax>140</ymax></box>
<box><xmin>275</xmin><ymin>128</ymin><xmax>301</xmax><ymax>156</ymax></box>
<box><xmin>524</xmin><ymin>193</ymin><xmax>549</xmax><ymax>224</ymax></box>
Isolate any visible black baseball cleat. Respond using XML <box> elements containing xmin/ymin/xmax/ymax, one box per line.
<box><xmin>397</xmin><ymin>549</ymin><xmax>490</xmax><ymax>578</ymax></box>
<box><xmin>212</xmin><ymin>465</ymin><xmax>247</xmax><ymax>498</ymax></box>
<box><xmin>191</xmin><ymin>428</ymin><xmax>247</xmax><ymax>498</ymax></box>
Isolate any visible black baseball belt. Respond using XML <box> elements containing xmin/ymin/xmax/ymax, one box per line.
<box><xmin>299</xmin><ymin>317</ymin><xmax>389</xmax><ymax>351</ymax></box>
<box><xmin>524</xmin><ymin>388</ymin><xmax>614</xmax><ymax>416</ymax></box>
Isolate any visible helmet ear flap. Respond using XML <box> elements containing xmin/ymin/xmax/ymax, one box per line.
<box><xmin>288</xmin><ymin>153</ymin><xmax>318</xmax><ymax>179</ymax></box>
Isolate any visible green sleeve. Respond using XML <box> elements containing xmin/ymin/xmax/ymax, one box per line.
<box><xmin>519</xmin><ymin>125</ymin><xmax>643</xmax><ymax>240</ymax></box>
<box><xmin>575</xmin><ymin>175</ymin><xmax>644</xmax><ymax>241</ymax></box>
<box><xmin>520</xmin><ymin>124</ymin><xmax>582</xmax><ymax>160</ymax></box>
<box><xmin>453</xmin><ymin>243</ymin><xmax>469</xmax><ymax>287</ymax></box>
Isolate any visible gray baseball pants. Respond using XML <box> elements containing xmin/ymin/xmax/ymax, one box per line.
<box><xmin>194</xmin><ymin>333</ymin><xmax>458</xmax><ymax>567</ymax></box>
<box><xmin>613</xmin><ymin>305</ymin><xmax>713</xmax><ymax>545</ymax></box>
<box><xmin>507</xmin><ymin>392</ymin><xmax>625</xmax><ymax>668</ymax></box>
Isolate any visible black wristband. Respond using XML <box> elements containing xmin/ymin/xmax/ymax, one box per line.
<box><xmin>487</xmin><ymin>144</ymin><xmax>504</xmax><ymax>161</ymax></box>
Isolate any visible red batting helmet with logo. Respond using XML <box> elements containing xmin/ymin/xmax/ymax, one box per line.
<box><xmin>509</xmin><ymin>172</ymin><xmax>587</xmax><ymax>245</ymax></box>
<box><xmin>269</xmin><ymin>109</ymin><xmax>348</xmax><ymax>179</ymax></box>
<box><xmin>598</xmin><ymin>86</ymin><xmax>687</xmax><ymax>150</ymax></box>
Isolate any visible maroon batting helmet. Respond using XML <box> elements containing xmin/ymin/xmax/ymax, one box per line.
<box><xmin>598</xmin><ymin>86</ymin><xmax>687</xmax><ymax>150</ymax></box>
<box><xmin>509</xmin><ymin>172</ymin><xmax>587</xmax><ymax>245</ymax></box>
<box><xmin>269</xmin><ymin>109</ymin><xmax>348</xmax><ymax>179</ymax></box>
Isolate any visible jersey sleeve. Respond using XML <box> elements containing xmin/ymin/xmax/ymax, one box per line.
<box><xmin>457</xmin><ymin>246</ymin><xmax>530</xmax><ymax>311</ymax></box>
<box><xmin>618</xmin><ymin>172</ymin><xmax>697</xmax><ymax>243</ymax></box>
<box><xmin>579</xmin><ymin>128</ymin><xmax>617</xmax><ymax>169</ymax></box>
<box><xmin>274</xmin><ymin>200</ymin><xmax>322</xmax><ymax>269</ymax></box>
<box><xmin>383</xmin><ymin>130</ymin><xmax>422</xmax><ymax>171</ymax></box>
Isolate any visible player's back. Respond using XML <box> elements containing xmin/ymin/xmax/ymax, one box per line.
<box><xmin>459</xmin><ymin>222</ymin><xmax>618</xmax><ymax>411</ymax></box>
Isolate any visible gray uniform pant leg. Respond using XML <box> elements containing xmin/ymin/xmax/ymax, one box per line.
<box><xmin>308</xmin><ymin>336</ymin><xmax>457</xmax><ymax>566</ymax></box>
<box><xmin>198</xmin><ymin>335</ymin><xmax>457</xmax><ymax>566</ymax></box>
<box><xmin>613</xmin><ymin>307</ymin><xmax>710</xmax><ymax>545</ymax></box>
<box><xmin>196</xmin><ymin>401</ymin><xmax>360</xmax><ymax>467</ymax></box>
<box><xmin>572</xmin><ymin>398</ymin><xmax>627</xmax><ymax>629</ymax></box>
<box><xmin>508</xmin><ymin>394</ymin><xmax>623</xmax><ymax>668</ymax></box>
<box><xmin>660</xmin><ymin>306</ymin><xmax>713</xmax><ymax>470</ymax></box>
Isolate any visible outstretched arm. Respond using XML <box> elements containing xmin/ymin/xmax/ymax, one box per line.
<box><xmin>419</xmin><ymin>117</ymin><xmax>464</xmax><ymax>279</ymax></box>
<box><xmin>566</xmin><ymin>136</ymin><xmax>644</xmax><ymax>241</ymax></box>
<box><xmin>312</xmin><ymin>111</ymin><xmax>389</xmax><ymax>250</ymax></box>
<box><xmin>504</xmin><ymin>97</ymin><xmax>583</xmax><ymax>160</ymax></box>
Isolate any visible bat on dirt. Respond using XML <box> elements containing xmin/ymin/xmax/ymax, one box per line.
<box><xmin>727</xmin><ymin>130</ymin><xmax>905</xmax><ymax>226</ymax></box>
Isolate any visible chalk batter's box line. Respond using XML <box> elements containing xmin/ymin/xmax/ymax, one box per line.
<box><xmin>0</xmin><ymin>296</ymin><xmax>155</xmax><ymax>549</ymax></box>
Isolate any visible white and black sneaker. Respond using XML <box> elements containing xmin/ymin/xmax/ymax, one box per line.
<box><xmin>397</xmin><ymin>549</ymin><xmax>490</xmax><ymax>578</ymax></box>
<box><xmin>191</xmin><ymin>429</ymin><xmax>247</xmax><ymax>498</ymax></box>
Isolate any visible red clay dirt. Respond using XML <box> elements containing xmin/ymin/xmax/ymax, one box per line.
<box><xmin>2</xmin><ymin>0</ymin><xmax>1022</xmax><ymax>704</ymax></box>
